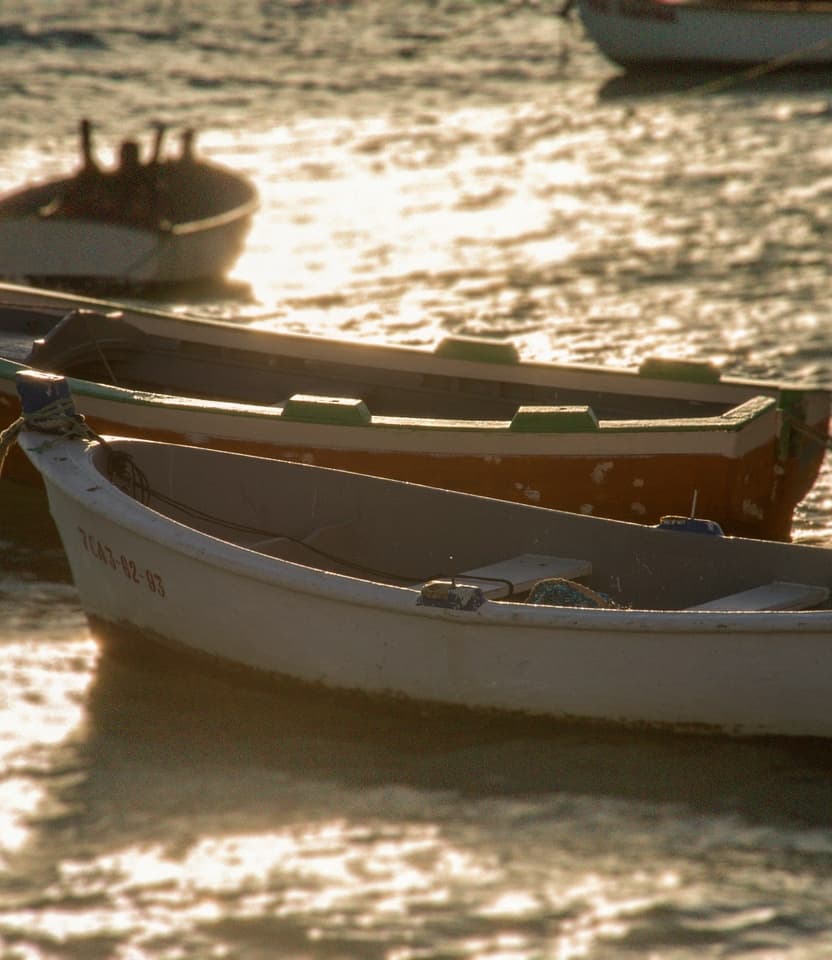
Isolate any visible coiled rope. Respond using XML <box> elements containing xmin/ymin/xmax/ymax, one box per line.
<box><xmin>0</xmin><ymin>391</ymin><xmax>102</xmax><ymax>477</ymax></box>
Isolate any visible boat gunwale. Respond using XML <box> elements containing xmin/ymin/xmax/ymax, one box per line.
<box><xmin>614</xmin><ymin>0</ymin><xmax>832</xmax><ymax>16</ymax></box>
<box><xmin>0</xmin><ymin>357</ymin><xmax>783</xmax><ymax>438</ymax></box>
<box><xmin>1</xmin><ymin>282</ymin><xmax>826</xmax><ymax>402</ymax></box>
<box><xmin>0</xmin><ymin>164</ymin><xmax>259</xmax><ymax>234</ymax></box>
<box><xmin>20</xmin><ymin>431</ymin><xmax>832</xmax><ymax>634</ymax></box>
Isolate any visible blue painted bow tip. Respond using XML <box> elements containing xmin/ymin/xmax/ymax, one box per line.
<box><xmin>15</xmin><ymin>370</ymin><xmax>75</xmax><ymax>417</ymax></box>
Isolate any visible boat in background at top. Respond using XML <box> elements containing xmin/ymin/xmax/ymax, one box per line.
<box><xmin>575</xmin><ymin>0</ymin><xmax>832</xmax><ymax>69</ymax></box>
<box><xmin>0</xmin><ymin>280</ymin><xmax>827</xmax><ymax>541</ymax></box>
<box><xmin>0</xmin><ymin>119</ymin><xmax>259</xmax><ymax>288</ymax></box>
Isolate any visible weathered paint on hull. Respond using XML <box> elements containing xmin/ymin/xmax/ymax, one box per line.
<box><xmin>36</xmin><ymin>473</ymin><xmax>832</xmax><ymax>739</ymax></box>
<box><xmin>0</xmin><ymin>395</ymin><xmax>817</xmax><ymax>541</ymax></box>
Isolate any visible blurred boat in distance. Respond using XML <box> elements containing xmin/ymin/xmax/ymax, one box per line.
<box><xmin>12</xmin><ymin>370</ymin><xmax>832</xmax><ymax>740</ymax></box>
<box><xmin>575</xmin><ymin>0</ymin><xmax>832</xmax><ymax>69</ymax></box>
<box><xmin>0</xmin><ymin>119</ymin><xmax>259</xmax><ymax>287</ymax></box>
<box><xmin>0</xmin><ymin>281</ymin><xmax>828</xmax><ymax>540</ymax></box>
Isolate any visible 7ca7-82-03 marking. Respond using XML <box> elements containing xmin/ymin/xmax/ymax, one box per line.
<box><xmin>78</xmin><ymin>526</ymin><xmax>167</xmax><ymax>598</ymax></box>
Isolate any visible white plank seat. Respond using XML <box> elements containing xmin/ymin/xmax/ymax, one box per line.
<box><xmin>687</xmin><ymin>580</ymin><xmax>829</xmax><ymax>612</ymax></box>
<box><xmin>450</xmin><ymin>553</ymin><xmax>593</xmax><ymax>600</ymax></box>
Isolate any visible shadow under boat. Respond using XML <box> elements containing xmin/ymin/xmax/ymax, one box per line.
<box><xmin>597</xmin><ymin>64</ymin><xmax>832</xmax><ymax>101</ymax></box>
<box><xmin>40</xmin><ymin>623</ymin><xmax>832</xmax><ymax>840</ymax></box>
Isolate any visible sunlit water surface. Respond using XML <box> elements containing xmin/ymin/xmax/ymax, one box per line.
<box><xmin>1</xmin><ymin>2</ymin><xmax>832</xmax><ymax>957</ymax></box>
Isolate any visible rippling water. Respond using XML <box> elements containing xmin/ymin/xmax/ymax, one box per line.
<box><xmin>2</xmin><ymin>2</ymin><xmax>832</xmax><ymax>956</ymax></box>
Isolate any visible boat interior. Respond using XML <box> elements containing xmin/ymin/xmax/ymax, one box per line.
<box><xmin>0</xmin><ymin>160</ymin><xmax>257</xmax><ymax>226</ymax></box>
<box><xmin>94</xmin><ymin>438</ymin><xmax>832</xmax><ymax>613</ymax></box>
<box><xmin>7</xmin><ymin>302</ymin><xmax>750</xmax><ymax>424</ymax></box>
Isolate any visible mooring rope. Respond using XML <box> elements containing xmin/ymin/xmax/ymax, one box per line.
<box><xmin>0</xmin><ymin>393</ymin><xmax>103</xmax><ymax>477</ymax></box>
<box><xmin>684</xmin><ymin>36</ymin><xmax>832</xmax><ymax>98</ymax></box>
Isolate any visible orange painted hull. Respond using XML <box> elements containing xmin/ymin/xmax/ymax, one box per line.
<box><xmin>0</xmin><ymin>283</ymin><xmax>826</xmax><ymax>543</ymax></box>
<box><xmin>1</xmin><ymin>399</ymin><xmax>822</xmax><ymax>541</ymax></box>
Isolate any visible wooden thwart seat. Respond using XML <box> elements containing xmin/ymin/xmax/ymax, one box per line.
<box><xmin>453</xmin><ymin>553</ymin><xmax>593</xmax><ymax>600</ymax></box>
<box><xmin>687</xmin><ymin>580</ymin><xmax>829</xmax><ymax>612</ymax></box>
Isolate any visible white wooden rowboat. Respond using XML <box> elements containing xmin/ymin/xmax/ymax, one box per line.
<box><xmin>0</xmin><ymin>121</ymin><xmax>258</xmax><ymax>286</ymax></box>
<box><xmin>575</xmin><ymin>0</ymin><xmax>832</xmax><ymax>69</ymax></box>
<box><xmin>10</xmin><ymin>370</ymin><xmax>832</xmax><ymax>739</ymax></box>
<box><xmin>0</xmin><ymin>281</ymin><xmax>828</xmax><ymax>540</ymax></box>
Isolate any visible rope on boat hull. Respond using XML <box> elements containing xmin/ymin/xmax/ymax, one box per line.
<box><xmin>0</xmin><ymin>390</ymin><xmax>96</xmax><ymax>477</ymax></box>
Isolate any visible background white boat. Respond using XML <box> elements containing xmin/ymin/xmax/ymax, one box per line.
<box><xmin>0</xmin><ymin>122</ymin><xmax>259</xmax><ymax>286</ymax></box>
<box><xmin>14</xmin><ymin>371</ymin><xmax>832</xmax><ymax>739</ymax></box>
<box><xmin>576</xmin><ymin>0</ymin><xmax>832</xmax><ymax>68</ymax></box>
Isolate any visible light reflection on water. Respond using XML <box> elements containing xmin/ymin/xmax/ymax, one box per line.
<box><xmin>1</xmin><ymin>1</ymin><xmax>832</xmax><ymax>955</ymax></box>
<box><xmin>0</xmin><ymin>604</ymin><xmax>829</xmax><ymax>958</ymax></box>
<box><xmin>12</xmin><ymin>823</ymin><xmax>665</xmax><ymax>957</ymax></box>
<box><xmin>0</xmin><ymin>627</ymin><xmax>93</xmax><ymax>863</ymax></box>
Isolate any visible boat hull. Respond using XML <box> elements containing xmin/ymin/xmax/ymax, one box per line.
<box><xmin>21</xmin><ymin>431</ymin><xmax>832</xmax><ymax>739</ymax></box>
<box><xmin>0</xmin><ymin>362</ymin><xmax>813</xmax><ymax>540</ymax></box>
<box><xmin>0</xmin><ymin>215</ymin><xmax>253</xmax><ymax>284</ymax></box>
<box><xmin>0</xmin><ymin>281</ymin><xmax>827</xmax><ymax>540</ymax></box>
<box><xmin>577</xmin><ymin>0</ymin><xmax>832</xmax><ymax>67</ymax></box>
<box><xmin>0</xmin><ymin>159</ymin><xmax>258</xmax><ymax>284</ymax></box>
